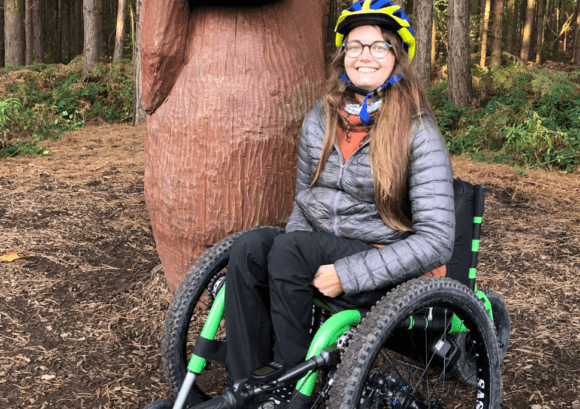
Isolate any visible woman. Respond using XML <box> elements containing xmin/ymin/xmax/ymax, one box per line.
<box><xmin>224</xmin><ymin>1</ymin><xmax>455</xmax><ymax>407</ymax></box>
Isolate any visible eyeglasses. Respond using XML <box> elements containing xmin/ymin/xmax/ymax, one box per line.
<box><xmin>342</xmin><ymin>40</ymin><xmax>393</xmax><ymax>59</ymax></box>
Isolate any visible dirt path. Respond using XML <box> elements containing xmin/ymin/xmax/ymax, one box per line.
<box><xmin>0</xmin><ymin>124</ymin><xmax>579</xmax><ymax>408</ymax></box>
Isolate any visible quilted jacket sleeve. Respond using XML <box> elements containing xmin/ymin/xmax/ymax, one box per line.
<box><xmin>285</xmin><ymin>103</ymin><xmax>320</xmax><ymax>233</ymax></box>
<box><xmin>334</xmin><ymin>117</ymin><xmax>455</xmax><ymax>294</ymax></box>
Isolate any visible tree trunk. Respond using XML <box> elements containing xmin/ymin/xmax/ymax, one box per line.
<box><xmin>61</xmin><ymin>0</ymin><xmax>70</xmax><ymax>63</ymax></box>
<box><xmin>0</xmin><ymin>3</ymin><xmax>4</xmax><ymax>67</ymax></box>
<box><xmin>535</xmin><ymin>0</ymin><xmax>545</xmax><ymax>63</ymax></box>
<box><xmin>83</xmin><ymin>0</ymin><xmax>100</xmax><ymax>72</ymax></box>
<box><xmin>448</xmin><ymin>0</ymin><xmax>473</xmax><ymax>107</ymax></box>
<box><xmin>491</xmin><ymin>0</ymin><xmax>505</xmax><ymax>66</ymax></box>
<box><xmin>572</xmin><ymin>0</ymin><xmax>580</xmax><ymax>62</ymax></box>
<box><xmin>24</xmin><ymin>0</ymin><xmax>31</xmax><ymax>64</ymax></box>
<box><xmin>399</xmin><ymin>0</ymin><xmax>408</xmax><ymax>13</ymax></box>
<box><xmin>470</xmin><ymin>0</ymin><xmax>480</xmax><ymax>53</ymax></box>
<box><xmin>133</xmin><ymin>0</ymin><xmax>145</xmax><ymax>125</ymax></box>
<box><xmin>326</xmin><ymin>0</ymin><xmax>341</xmax><ymax>61</ymax></box>
<box><xmin>97</xmin><ymin>0</ymin><xmax>105</xmax><ymax>60</ymax></box>
<box><xmin>505</xmin><ymin>0</ymin><xmax>516</xmax><ymax>54</ymax></box>
<box><xmin>142</xmin><ymin>0</ymin><xmax>327</xmax><ymax>292</ymax></box>
<box><xmin>413</xmin><ymin>0</ymin><xmax>433</xmax><ymax>87</ymax></box>
<box><xmin>5</xmin><ymin>0</ymin><xmax>25</xmax><ymax>67</ymax></box>
<box><xmin>520</xmin><ymin>0</ymin><xmax>536</xmax><ymax>62</ymax></box>
<box><xmin>113</xmin><ymin>0</ymin><xmax>127</xmax><ymax>61</ymax></box>
<box><xmin>73</xmin><ymin>0</ymin><xmax>83</xmax><ymax>57</ymax></box>
<box><xmin>479</xmin><ymin>0</ymin><xmax>491</xmax><ymax>67</ymax></box>
<box><xmin>31</xmin><ymin>0</ymin><xmax>42</xmax><ymax>62</ymax></box>
<box><xmin>431</xmin><ymin>15</ymin><xmax>436</xmax><ymax>67</ymax></box>
<box><xmin>552</xmin><ymin>0</ymin><xmax>560</xmax><ymax>56</ymax></box>
<box><xmin>54</xmin><ymin>0</ymin><xmax>61</xmax><ymax>63</ymax></box>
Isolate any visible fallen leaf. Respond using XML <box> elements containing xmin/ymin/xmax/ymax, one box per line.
<box><xmin>0</xmin><ymin>252</ymin><xmax>24</xmax><ymax>262</ymax></box>
<box><xmin>40</xmin><ymin>375</ymin><xmax>55</xmax><ymax>381</ymax></box>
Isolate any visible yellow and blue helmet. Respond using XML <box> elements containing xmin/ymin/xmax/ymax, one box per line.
<box><xmin>335</xmin><ymin>0</ymin><xmax>415</xmax><ymax>62</ymax></box>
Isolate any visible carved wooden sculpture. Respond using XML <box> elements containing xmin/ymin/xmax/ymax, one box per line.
<box><xmin>141</xmin><ymin>0</ymin><xmax>327</xmax><ymax>292</ymax></box>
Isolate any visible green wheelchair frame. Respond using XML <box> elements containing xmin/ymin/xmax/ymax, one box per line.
<box><xmin>146</xmin><ymin>181</ymin><xmax>510</xmax><ymax>409</ymax></box>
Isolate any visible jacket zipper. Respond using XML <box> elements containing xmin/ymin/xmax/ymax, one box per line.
<box><xmin>331</xmin><ymin>138</ymin><xmax>371</xmax><ymax>235</ymax></box>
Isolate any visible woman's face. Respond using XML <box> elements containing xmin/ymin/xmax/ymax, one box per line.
<box><xmin>344</xmin><ymin>25</ymin><xmax>396</xmax><ymax>93</ymax></box>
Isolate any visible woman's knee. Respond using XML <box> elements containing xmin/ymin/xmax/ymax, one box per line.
<box><xmin>230</xmin><ymin>227</ymin><xmax>281</xmax><ymax>260</ymax></box>
<box><xmin>267</xmin><ymin>231</ymin><xmax>321</xmax><ymax>277</ymax></box>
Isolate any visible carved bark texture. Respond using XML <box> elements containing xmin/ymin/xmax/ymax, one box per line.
<box><xmin>5</xmin><ymin>0</ymin><xmax>25</xmax><ymax>67</ymax></box>
<box><xmin>448</xmin><ymin>0</ymin><xmax>473</xmax><ymax>106</ymax></box>
<box><xmin>142</xmin><ymin>0</ymin><xmax>327</xmax><ymax>292</ymax></box>
<box><xmin>413</xmin><ymin>0</ymin><xmax>433</xmax><ymax>87</ymax></box>
<box><xmin>140</xmin><ymin>0</ymin><xmax>189</xmax><ymax>114</ymax></box>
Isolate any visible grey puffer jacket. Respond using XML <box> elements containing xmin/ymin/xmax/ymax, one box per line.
<box><xmin>285</xmin><ymin>100</ymin><xmax>455</xmax><ymax>295</ymax></box>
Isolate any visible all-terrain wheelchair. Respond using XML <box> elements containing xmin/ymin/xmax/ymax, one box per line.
<box><xmin>144</xmin><ymin>179</ymin><xmax>510</xmax><ymax>409</ymax></box>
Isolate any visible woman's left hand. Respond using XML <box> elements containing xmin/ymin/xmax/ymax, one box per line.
<box><xmin>312</xmin><ymin>264</ymin><xmax>344</xmax><ymax>298</ymax></box>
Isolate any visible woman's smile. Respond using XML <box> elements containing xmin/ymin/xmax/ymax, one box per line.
<box><xmin>344</xmin><ymin>25</ymin><xmax>395</xmax><ymax>94</ymax></box>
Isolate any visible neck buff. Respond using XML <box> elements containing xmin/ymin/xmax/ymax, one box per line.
<box><xmin>339</xmin><ymin>72</ymin><xmax>403</xmax><ymax>125</ymax></box>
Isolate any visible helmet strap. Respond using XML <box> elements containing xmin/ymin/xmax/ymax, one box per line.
<box><xmin>339</xmin><ymin>72</ymin><xmax>403</xmax><ymax>125</ymax></box>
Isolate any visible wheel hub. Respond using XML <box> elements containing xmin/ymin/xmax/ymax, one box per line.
<box><xmin>208</xmin><ymin>271</ymin><xmax>227</xmax><ymax>300</ymax></box>
<box><xmin>360</xmin><ymin>369</ymin><xmax>439</xmax><ymax>409</ymax></box>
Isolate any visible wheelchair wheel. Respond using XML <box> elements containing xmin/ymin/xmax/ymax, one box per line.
<box><xmin>482</xmin><ymin>289</ymin><xmax>510</xmax><ymax>363</ymax></box>
<box><xmin>452</xmin><ymin>289</ymin><xmax>511</xmax><ymax>386</ymax></box>
<box><xmin>142</xmin><ymin>399</ymin><xmax>174</xmax><ymax>409</ymax></box>
<box><xmin>328</xmin><ymin>277</ymin><xmax>502</xmax><ymax>409</ymax></box>
<box><xmin>161</xmin><ymin>227</ymin><xmax>283</xmax><ymax>404</ymax></box>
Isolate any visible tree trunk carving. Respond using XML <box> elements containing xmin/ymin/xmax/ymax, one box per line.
<box><xmin>142</xmin><ymin>0</ymin><xmax>327</xmax><ymax>292</ymax></box>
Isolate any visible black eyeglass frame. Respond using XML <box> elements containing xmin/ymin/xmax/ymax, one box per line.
<box><xmin>342</xmin><ymin>40</ymin><xmax>393</xmax><ymax>59</ymax></box>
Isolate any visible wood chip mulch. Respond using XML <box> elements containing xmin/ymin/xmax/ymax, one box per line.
<box><xmin>0</xmin><ymin>124</ymin><xmax>579</xmax><ymax>408</ymax></box>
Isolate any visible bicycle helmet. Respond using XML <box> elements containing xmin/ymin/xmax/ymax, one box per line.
<box><xmin>334</xmin><ymin>0</ymin><xmax>416</xmax><ymax>125</ymax></box>
<box><xmin>335</xmin><ymin>0</ymin><xmax>415</xmax><ymax>62</ymax></box>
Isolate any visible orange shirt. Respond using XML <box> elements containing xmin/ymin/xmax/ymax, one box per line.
<box><xmin>337</xmin><ymin>111</ymin><xmax>374</xmax><ymax>163</ymax></box>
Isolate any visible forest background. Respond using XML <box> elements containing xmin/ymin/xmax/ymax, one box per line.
<box><xmin>1</xmin><ymin>0</ymin><xmax>580</xmax><ymax>173</ymax></box>
<box><xmin>0</xmin><ymin>1</ymin><xmax>579</xmax><ymax>408</ymax></box>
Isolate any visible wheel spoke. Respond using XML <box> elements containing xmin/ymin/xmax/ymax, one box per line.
<box><xmin>328</xmin><ymin>278</ymin><xmax>501</xmax><ymax>409</ymax></box>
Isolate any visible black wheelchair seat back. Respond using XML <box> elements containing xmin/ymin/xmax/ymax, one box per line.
<box><xmin>447</xmin><ymin>179</ymin><xmax>475</xmax><ymax>287</ymax></box>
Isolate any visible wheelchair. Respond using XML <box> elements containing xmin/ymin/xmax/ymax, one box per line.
<box><xmin>144</xmin><ymin>179</ymin><xmax>510</xmax><ymax>409</ymax></box>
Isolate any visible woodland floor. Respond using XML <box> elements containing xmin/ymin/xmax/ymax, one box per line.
<box><xmin>0</xmin><ymin>124</ymin><xmax>579</xmax><ymax>409</ymax></box>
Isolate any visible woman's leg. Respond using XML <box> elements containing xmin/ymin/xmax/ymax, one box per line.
<box><xmin>266</xmin><ymin>231</ymin><xmax>375</xmax><ymax>370</ymax></box>
<box><xmin>224</xmin><ymin>227</ymin><xmax>283</xmax><ymax>383</ymax></box>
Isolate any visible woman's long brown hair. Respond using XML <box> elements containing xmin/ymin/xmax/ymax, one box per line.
<box><xmin>311</xmin><ymin>28</ymin><xmax>435</xmax><ymax>232</ymax></box>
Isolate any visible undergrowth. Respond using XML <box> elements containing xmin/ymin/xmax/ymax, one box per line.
<box><xmin>429</xmin><ymin>64</ymin><xmax>580</xmax><ymax>173</ymax></box>
<box><xmin>0</xmin><ymin>56</ymin><xmax>133</xmax><ymax>157</ymax></box>
<box><xmin>2</xmin><ymin>58</ymin><xmax>579</xmax><ymax>173</ymax></box>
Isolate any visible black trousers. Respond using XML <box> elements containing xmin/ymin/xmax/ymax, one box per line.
<box><xmin>224</xmin><ymin>227</ymin><xmax>380</xmax><ymax>383</ymax></box>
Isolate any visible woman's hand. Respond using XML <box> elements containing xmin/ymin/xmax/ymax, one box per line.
<box><xmin>312</xmin><ymin>264</ymin><xmax>344</xmax><ymax>298</ymax></box>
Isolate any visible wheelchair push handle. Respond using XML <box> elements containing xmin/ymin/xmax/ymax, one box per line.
<box><xmin>473</xmin><ymin>185</ymin><xmax>486</xmax><ymax>218</ymax></box>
